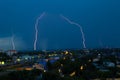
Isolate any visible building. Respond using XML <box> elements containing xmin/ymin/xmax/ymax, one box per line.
<box><xmin>6</xmin><ymin>50</ymin><xmax>17</xmax><ymax>56</ymax></box>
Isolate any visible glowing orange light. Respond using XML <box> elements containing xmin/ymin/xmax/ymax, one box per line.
<box><xmin>25</xmin><ymin>68</ymin><xmax>32</xmax><ymax>71</ymax></box>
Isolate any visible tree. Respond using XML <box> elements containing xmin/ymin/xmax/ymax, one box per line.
<box><xmin>46</xmin><ymin>60</ymin><xmax>52</xmax><ymax>70</ymax></box>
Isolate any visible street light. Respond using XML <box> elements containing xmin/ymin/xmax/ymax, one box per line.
<box><xmin>1</xmin><ymin>61</ymin><xmax>5</xmax><ymax>65</ymax></box>
<box><xmin>80</xmin><ymin>66</ymin><xmax>83</xmax><ymax>70</ymax></box>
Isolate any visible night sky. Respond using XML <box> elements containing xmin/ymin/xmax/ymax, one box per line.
<box><xmin>0</xmin><ymin>0</ymin><xmax>120</xmax><ymax>51</ymax></box>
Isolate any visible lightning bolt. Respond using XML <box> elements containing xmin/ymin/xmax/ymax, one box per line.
<box><xmin>11</xmin><ymin>35</ymin><xmax>15</xmax><ymax>50</ymax></box>
<box><xmin>34</xmin><ymin>12</ymin><xmax>45</xmax><ymax>51</ymax></box>
<box><xmin>60</xmin><ymin>14</ymin><xmax>86</xmax><ymax>49</ymax></box>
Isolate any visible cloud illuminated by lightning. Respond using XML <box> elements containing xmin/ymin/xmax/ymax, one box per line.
<box><xmin>11</xmin><ymin>35</ymin><xmax>15</xmax><ymax>50</ymax></box>
<box><xmin>0</xmin><ymin>36</ymin><xmax>26</xmax><ymax>50</ymax></box>
<box><xmin>60</xmin><ymin>14</ymin><xmax>86</xmax><ymax>49</ymax></box>
<box><xmin>34</xmin><ymin>12</ymin><xmax>45</xmax><ymax>51</ymax></box>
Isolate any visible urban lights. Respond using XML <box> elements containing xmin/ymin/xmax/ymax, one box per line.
<box><xmin>0</xmin><ymin>61</ymin><xmax>5</xmax><ymax>65</ymax></box>
<box><xmin>80</xmin><ymin>66</ymin><xmax>83</xmax><ymax>70</ymax></box>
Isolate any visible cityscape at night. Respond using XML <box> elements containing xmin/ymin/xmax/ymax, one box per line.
<box><xmin>0</xmin><ymin>0</ymin><xmax>120</xmax><ymax>80</ymax></box>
